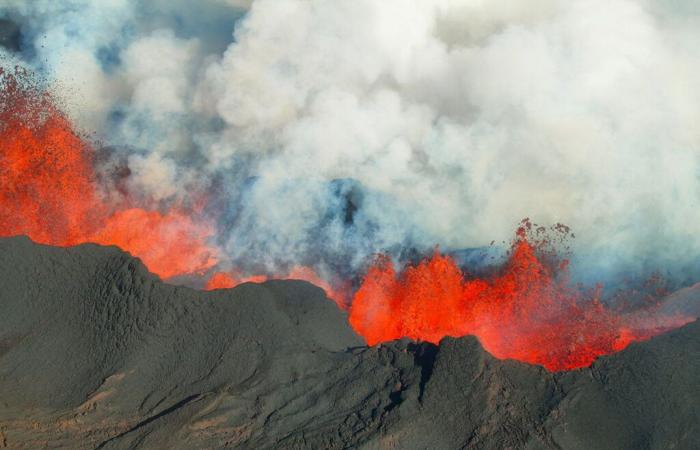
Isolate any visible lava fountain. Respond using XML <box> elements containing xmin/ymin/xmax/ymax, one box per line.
<box><xmin>349</xmin><ymin>221</ymin><xmax>693</xmax><ymax>371</ymax></box>
<box><xmin>0</xmin><ymin>67</ymin><xmax>218</xmax><ymax>278</ymax></box>
<box><xmin>0</xmin><ymin>67</ymin><xmax>694</xmax><ymax>372</ymax></box>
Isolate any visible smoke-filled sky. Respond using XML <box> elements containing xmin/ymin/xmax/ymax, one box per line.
<box><xmin>2</xmin><ymin>0</ymin><xmax>699</xmax><ymax>285</ymax></box>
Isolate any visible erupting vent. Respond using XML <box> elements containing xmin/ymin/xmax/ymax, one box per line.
<box><xmin>0</xmin><ymin>68</ymin><xmax>219</xmax><ymax>278</ymax></box>
<box><xmin>0</xmin><ymin>68</ymin><xmax>693</xmax><ymax>372</ymax></box>
<box><xmin>349</xmin><ymin>224</ymin><xmax>692</xmax><ymax>371</ymax></box>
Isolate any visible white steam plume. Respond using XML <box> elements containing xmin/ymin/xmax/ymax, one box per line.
<box><xmin>2</xmin><ymin>0</ymin><xmax>700</xmax><ymax>284</ymax></box>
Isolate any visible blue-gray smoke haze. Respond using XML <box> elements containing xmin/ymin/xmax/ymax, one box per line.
<box><xmin>1</xmin><ymin>0</ymin><xmax>699</xmax><ymax>288</ymax></box>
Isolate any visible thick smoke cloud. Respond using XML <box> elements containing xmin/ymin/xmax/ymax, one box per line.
<box><xmin>2</xmin><ymin>0</ymin><xmax>699</xmax><ymax>285</ymax></box>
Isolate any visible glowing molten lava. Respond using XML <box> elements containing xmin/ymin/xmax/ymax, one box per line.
<box><xmin>1</xmin><ymin>69</ymin><xmax>692</xmax><ymax>372</ymax></box>
<box><xmin>92</xmin><ymin>209</ymin><xmax>218</xmax><ymax>279</ymax></box>
<box><xmin>206</xmin><ymin>272</ymin><xmax>269</xmax><ymax>290</ymax></box>
<box><xmin>349</xmin><ymin>223</ymin><xmax>693</xmax><ymax>371</ymax></box>
<box><xmin>0</xmin><ymin>68</ymin><xmax>218</xmax><ymax>278</ymax></box>
<box><xmin>206</xmin><ymin>266</ymin><xmax>349</xmax><ymax>309</ymax></box>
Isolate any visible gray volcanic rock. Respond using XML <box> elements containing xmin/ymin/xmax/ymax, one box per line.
<box><xmin>0</xmin><ymin>236</ymin><xmax>698</xmax><ymax>449</ymax></box>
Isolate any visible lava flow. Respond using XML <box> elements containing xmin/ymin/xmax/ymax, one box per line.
<box><xmin>0</xmin><ymin>68</ymin><xmax>218</xmax><ymax>278</ymax></box>
<box><xmin>349</xmin><ymin>222</ymin><xmax>693</xmax><ymax>371</ymax></box>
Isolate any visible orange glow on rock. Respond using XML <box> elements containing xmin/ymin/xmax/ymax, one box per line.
<box><xmin>205</xmin><ymin>266</ymin><xmax>348</xmax><ymax>308</ymax></box>
<box><xmin>286</xmin><ymin>266</ymin><xmax>350</xmax><ymax>309</ymax></box>
<box><xmin>205</xmin><ymin>271</ymin><xmax>269</xmax><ymax>290</ymax></box>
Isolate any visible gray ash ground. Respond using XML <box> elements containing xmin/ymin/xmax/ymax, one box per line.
<box><xmin>0</xmin><ymin>236</ymin><xmax>698</xmax><ymax>449</ymax></box>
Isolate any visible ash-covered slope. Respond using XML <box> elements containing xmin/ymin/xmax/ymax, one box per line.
<box><xmin>0</xmin><ymin>236</ymin><xmax>698</xmax><ymax>449</ymax></box>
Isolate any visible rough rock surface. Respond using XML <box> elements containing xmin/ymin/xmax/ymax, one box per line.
<box><xmin>0</xmin><ymin>236</ymin><xmax>698</xmax><ymax>449</ymax></box>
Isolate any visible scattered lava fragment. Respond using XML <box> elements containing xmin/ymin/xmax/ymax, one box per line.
<box><xmin>349</xmin><ymin>221</ymin><xmax>693</xmax><ymax>371</ymax></box>
<box><xmin>0</xmin><ymin>67</ymin><xmax>218</xmax><ymax>278</ymax></box>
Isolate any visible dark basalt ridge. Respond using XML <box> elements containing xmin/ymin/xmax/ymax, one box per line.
<box><xmin>0</xmin><ymin>236</ymin><xmax>698</xmax><ymax>449</ymax></box>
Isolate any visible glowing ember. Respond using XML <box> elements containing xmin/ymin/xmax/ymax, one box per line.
<box><xmin>0</xmin><ymin>68</ymin><xmax>218</xmax><ymax>279</ymax></box>
<box><xmin>349</xmin><ymin>221</ymin><xmax>693</xmax><ymax>371</ymax></box>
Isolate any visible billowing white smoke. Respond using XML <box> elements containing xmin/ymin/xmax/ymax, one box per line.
<box><xmin>2</xmin><ymin>0</ymin><xmax>699</xmax><ymax>283</ymax></box>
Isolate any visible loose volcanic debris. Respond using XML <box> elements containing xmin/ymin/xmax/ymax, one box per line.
<box><xmin>0</xmin><ymin>236</ymin><xmax>698</xmax><ymax>449</ymax></box>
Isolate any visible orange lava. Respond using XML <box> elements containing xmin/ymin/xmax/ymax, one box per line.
<box><xmin>0</xmin><ymin>69</ymin><xmax>103</xmax><ymax>244</ymax></box>
<box><xmin>206</xmin><ymin>266</ymin><xmax>349</xmax><ymax>309</ymax></box>
<box><xmin>1</xmin><ymin>69</ymin><xmax>692</xmax><ymax>371</ymax></box>
<box><xmin>287</xmin><ymin>266</ymin><xmax>350</xmax><ymax>309</ymax></box>
<box><xmin>92</xmin><ymin>209</ymin><xmax>218</xmax><ymax>279</ymax></box>
<box><xmin>0</xmin><ymin>68</ymin><xmax>218</xmax><ymax>279</ymax></box>
<box><xmin>349</xmin><ymin>223</ymin><xmax>693</xmax><ymax>371</ymax></box>
<box><xmin>205</xmin><ymin>271</ymin><xmax>268</xmax><ymax>289</ymax></box>
<box><xmin>204</xmin><ymin>266</ymin><xmax>349</xmax><ymax>309</ymax></box>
